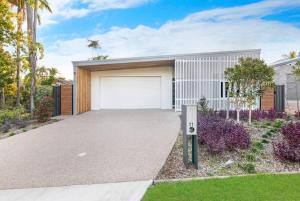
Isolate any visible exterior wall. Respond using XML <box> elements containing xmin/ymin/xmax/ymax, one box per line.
<box><xmin>274</xmin><ymin>64</ymin><xmax>300</xmax><ymax>114</ymax></box>
<box><xmin>261</xmin><ymin>88</ymin><xmax>274</xmax><ymax>110</ymax></box>
<box><xmin>76</xmin><ymin>67</ymin><xmax>91</xmax><ymax>114</ymax></box>
<box><xmin>274</xmin><ymin>64</ymin><xmax>292</xmax><ymax>85</ymax></box>
<box><xmin>174</xmin><ymin>51</ymin><xmax>261</xmax><ymax>111</ymax></box>
<box><xmin>91</xmin><ymin>66</ymin><xmax>173</xmax><ymax>110</ymax></box>
<box><xmin>61</xmin><ymin>84</ymin><xmax>73</xmax><ymax>115</ymax></box>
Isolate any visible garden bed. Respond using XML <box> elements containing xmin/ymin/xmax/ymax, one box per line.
<box><xmin>157</xmin><ymin>119</ymin><xmax>300</xmax><ymax>180</ymax></box>
<box><xmin>0</xmin><ymin>118</ymin><xmax>61</xmax><ymax>140</ymax></box>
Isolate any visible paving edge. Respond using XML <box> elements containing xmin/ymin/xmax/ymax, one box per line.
<box><xmin>153</xmin><ymin>171</ymin><xmax>300</xmax><ymax>184</ymax></box>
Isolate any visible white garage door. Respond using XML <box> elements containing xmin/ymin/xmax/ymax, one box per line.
<box><xmin>100</xmin><ymin>76</ymin><xmax>161</xmax><ymax>109</ymax></box>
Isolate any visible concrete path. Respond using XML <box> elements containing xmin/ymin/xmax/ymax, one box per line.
<box><xmin>0</xmin><ymin>180</ymin><xmax>152</xmax><ymax>201</ymax></box>
<box><xmin>0</xmin><ymin>110</ymin><xmax>179</xmax><ymax>190</ymax></box>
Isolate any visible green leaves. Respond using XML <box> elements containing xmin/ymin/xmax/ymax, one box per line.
<box><xmin>225</xmin><ymin>58</ymin><xmax>274</xmax><ymax>104</ymax></box>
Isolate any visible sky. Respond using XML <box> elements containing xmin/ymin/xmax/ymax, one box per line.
<box><xmin>38</xmin><ymin>0</ymin><xmax>300</xmax><ymax>79</ymax></box>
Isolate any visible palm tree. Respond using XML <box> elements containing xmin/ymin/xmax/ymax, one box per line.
<box><xmin>9</xmin><ymin>0</ymin><xmax>51</xmax><ymax>111</ymax></box>
<box><xmin>87</xmin><ymin>39</ymin><xmax>108</xmax><ymax>60</ymax></box>
<box><xmin>283</xmin><ymin>51</ymin><xmax>300</xmax><ymax>59</ymax></box>
<box><xmin>25</xmin><ymin>0</ymin><xmax>51</xmax><ymax>114</ymax></box>
<box><xmin>87</xmin><ymin>39</ymin><xmax>100</xmax><ymax>58</ymax></box>
<box><xmin>8</xmin><ymin>0</ymin><xmax>26</xmax><ymax>106</ymax></box>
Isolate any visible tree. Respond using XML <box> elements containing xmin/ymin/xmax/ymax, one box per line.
<box><xmin>8</xmin><ymin>0</ymin><xmax>27</xmax><ymax>106</ymax></box>
<box><xmin>0</xmin><ymin>0</ymin><xmax>15</xmax><ymax>108</ymax></box>
<box><xmin>36</xmin><ymin>66</ymin><xmax>59</xmax><ymax>85</ymax></box>
<box><xmin>242</xmin><ymin>58</ymin><xmax>274</xmax><ymax>124</ymax></box>
<box><xmin>225</xmin><ymin>64</ymin><xmax>246</xmax><ymax>123</ymax></box>
<box><xmin>25</xmin><ymin>0</ymin><xmax>51</xmax><ymax>115</ymax></box>
<box><xmin>0</xmin><ymin>48</ymin><xmax>15</xmax><ymax>108</ymax></box>
<box><xmin>282</xmin><ymin>51</ymin><xmax>300</xmax><ymax>59</ymax></box>
<box><xmin>225</xmin><ymin>58</ymin><xmax>274</xmax><ymax>124</ymax></box>
<box><xmin>87</xmin><ymin>39</ymin><xmax>108</xmax><ymax>60</ymax></box>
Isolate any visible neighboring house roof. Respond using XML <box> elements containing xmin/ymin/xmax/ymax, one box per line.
<box><xmin>271</xmin><ymin>56</ymin><xmax>300</xmax><ymax>68</ymax></box>
<box><xmin>72</xmin><ymin>49</ymin><xmax>261</xmax><ymax>67</ymax></box>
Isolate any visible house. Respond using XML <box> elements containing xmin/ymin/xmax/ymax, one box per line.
<box><xmin>272</xmin><ymin>56</ymin><xmax>300</xmax><ymax>114</ymax></box>
<box><xmin>72</xmin><ymin>49</ymin><xmax>261</xmax><ymax>114</ymax></box>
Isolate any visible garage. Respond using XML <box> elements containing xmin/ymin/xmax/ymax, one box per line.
<box><xmin>100</xmin><ymin>76</ymin><xmax>161</xmax><ymax>109</ymax></box>
<box><xmin>89</xmin><ymin>66</ymin><xmax>173</xmax><ymax>110</ymax></box>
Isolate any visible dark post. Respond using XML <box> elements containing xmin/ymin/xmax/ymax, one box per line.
<box><xmin>181</xmin><ymin>104</ymin><xmax>198</xmax><ymax>169</ymax></box>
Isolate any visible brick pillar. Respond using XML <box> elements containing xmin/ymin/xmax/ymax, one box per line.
<box><xmin>261</xmin><ymin>87</ymin><xmax>274</xmax><ymax>110</ymax></box>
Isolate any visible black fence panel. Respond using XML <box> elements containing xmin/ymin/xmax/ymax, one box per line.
<box><xmin>53</xmin><ymin>86</ymin><xmax>61</xmax><ymax>116</ymax></box>
<box><xmin>275</xmin><ymin>85</ymin><xmax>285</xmax><ymax>112</ymax></box>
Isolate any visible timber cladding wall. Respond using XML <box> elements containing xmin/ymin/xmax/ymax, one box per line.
<box><xmin>261</xmin><ymin>87</ymin><xmax>274</xmax><ymax>110</ymax></box>
<box><xmin>61</xmin><ymin>85</ymin><xmax>73</xmax><ymax>115</ymax></box>
<box><xmin>76</xmin><ymin>67</ymin><xmax>91</xmax><ymax>114</ymax></box>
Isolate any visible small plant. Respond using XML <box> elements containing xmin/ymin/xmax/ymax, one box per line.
<box><xmin>264</xmin><ymin>120</ymin><xmax>272</xmax><ymax>127</ymax></box>
<box><xmin>35</xmin><ymin>96</ymin><xmax>54</xmax><ymax>123</ymax></box>
<box><xmin>266</xmin><ymin>131</ymin><xmax>273</xmax><ymax>137</ymax></box>
<box><xmin>250</xmin><ymin>147</ymin><xmax>259</xmax><ymax>154</ymax></box>
<box><xmin>269</xmin><ymin>128</ymin><xmax>276</xmax><ymax>133</ymax></box>
<box><xmin>32</xmin><ymin>126</ymin><xmax>38</xmax><ymax>129</ymax></box>
<box><xmin>246</xmin><ymin>153</ymin><xmax>256</xmax><ymax>162</ymax></box>
<box><xmin>261</xmin><ymin>139</ymin><xmax>269</xmax><ymax>144</ymax></box>
<box><xmin>273</xmin><ymin>120</ymin><xmax>283</xmax><ymax>129</ymax></box>
<box><xmin>262</xmin><ymin>134</ymin><xmax>269</xmax><ymax>138</ymax></box>
<box><xmin>197</xmin><ymin>97</ymin><xmax>214</xmax><ymax>116</ymax></box>
<box><xmin>253</xmin><ymin>141</ymin><xmax>264</xmax><ymax>150</ymax></box>
<box><xmin>22</xmin><ymin>128</ymin><xmax>27</xmax><ymax>132</ymax></box>
<box><xmin>239</xmin><ymin>163</ymin><xmax>256</xmax><ymax>174</ymax></box>
<box><xmin>9</xmin><ymin>132</ymin><xmax>15</xmax><ymax>136</ymax></box>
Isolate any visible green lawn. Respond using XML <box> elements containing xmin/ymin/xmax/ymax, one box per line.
<box><xmin>143</xmin><ymin>173</ymin><xmax>300</xmax><ymax>201</ymax></box>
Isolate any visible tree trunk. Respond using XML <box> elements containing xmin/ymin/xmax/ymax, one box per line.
<box><xmin>237</xmin><ymin>109</ymin><xmax>240</xmax><ymax>123</ymax></box>
<box><xmin>226</xmin><ymin>96</ymin><xmax>230</xmax><ymax>119</ymax></box>
<box><xmin>248</xmin><ymin>105</ymin><xmax>252</xmax><ymax>125</ymax></box>
<box><xmin>16</xmin><ymin>7</ymin><xmax>22</xmax><ymax>106</ymax></box>
<box><xmin>0</xmin><ymin>88</ymin><xmax>5</xmax><ymax>109</ymax></box>
<box><xmin>26</xmin><ymin>2</ymin><xmax>35</xmax><ymax>115</ymax></box>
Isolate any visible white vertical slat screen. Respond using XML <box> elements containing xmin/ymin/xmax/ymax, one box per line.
<box><xmin>174</xmin><ymin>52</ymin><xmax>260</xmax><ymax>111</ymax></box>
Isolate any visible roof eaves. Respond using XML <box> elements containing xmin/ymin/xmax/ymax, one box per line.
<box><xmin>271</xmin><ymin>57</ymin><xmax>300</xmax><ymax>67</ymax></box>
<box><xmin>72</xmin><ymin>49</ymin><xmax>261</xmax><ymax>67</ymax></box>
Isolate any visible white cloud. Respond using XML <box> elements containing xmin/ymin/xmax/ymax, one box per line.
<box><xmin>40</xmin><ymin>0</ymin><xmax>153</xmax><ymax>25</ymax></box>
<box><xmin>40</xmin><ymin>0</ymin><xmax>300</xmax><ymax>79</ymax></box>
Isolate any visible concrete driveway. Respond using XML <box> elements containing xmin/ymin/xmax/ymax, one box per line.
<box><xmin>0</xmin><ymin>110</ymin><xmax>180</xmax><ymax>190</ymax></box>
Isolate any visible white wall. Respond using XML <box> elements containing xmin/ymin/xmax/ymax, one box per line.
<box><xmin>91</xmin><ymin>66</ymin><xmax>173</xmax><ymax>110</ymax></box>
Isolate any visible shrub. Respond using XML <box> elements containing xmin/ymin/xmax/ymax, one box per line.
<box><xmin>273</xmin><ymin>120</ymin><xmax>284</xmax><ymax>128</ymax></box>
<box><xmin>246</xmin><ymin>153</ymin><xmax>256</xmax><ymax>162</ymax></box>
<box><xmin>35</xmin><ymin>96</ymin><xmax>54</xmax><ymax>123</ymax></box>
<box><xmin>198</xmin><ymin>116</ymin><xmax>250</xmax><ymax>154</ymax></box>
<box><xmin>197</xmin><ymin>97</ymin><xmax>214</xmax><ymax>116</ymax></box>
<box><xmin>295</xmin><ymin>111</ymin><xmax>300</xmax><ymax>119</ymax></box>
<box><xmin>0</xmin><ymin>107</ymin><xmax>26</xmax><ymax>124</ymax></box>
<box><xmin>36</xmin><ymin>85</ymin><xmax>53</xmax><ymax>103</ymax></box>
<box><xmin>253</xmin><ymin>141</ymin><xmax>264</xmax><ymax>150</ymax></box>
<box><xmin>273</xmin><ymin>122</ymin><xmax>300</xmax><ymax>162</ymax></box>
<box><xmin>239</xmin><ymin>163</ymin><xmax>256</xmax><ymax>174</ymax></box>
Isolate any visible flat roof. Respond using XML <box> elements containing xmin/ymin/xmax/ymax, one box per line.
<box><xmin>73</xmin><ymin>49</ymin><xmax>261</xmax><ymax>68</ymax></box>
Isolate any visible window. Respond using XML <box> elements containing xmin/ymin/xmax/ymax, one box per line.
<box><xmin>221</xmin><ymin>81</ymin><xmax>229</xmax><ymax>98</ymax></box>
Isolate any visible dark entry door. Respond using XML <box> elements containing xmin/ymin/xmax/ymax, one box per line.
<box><xmin>53</xmin><ymin>86</ymin><xmax>61</xmax><ymax>116</ymax></box>
<box><xmin>274</xmin><ymin>85</ymin><xmax>285</xmax><ymax>112</ymax></box>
